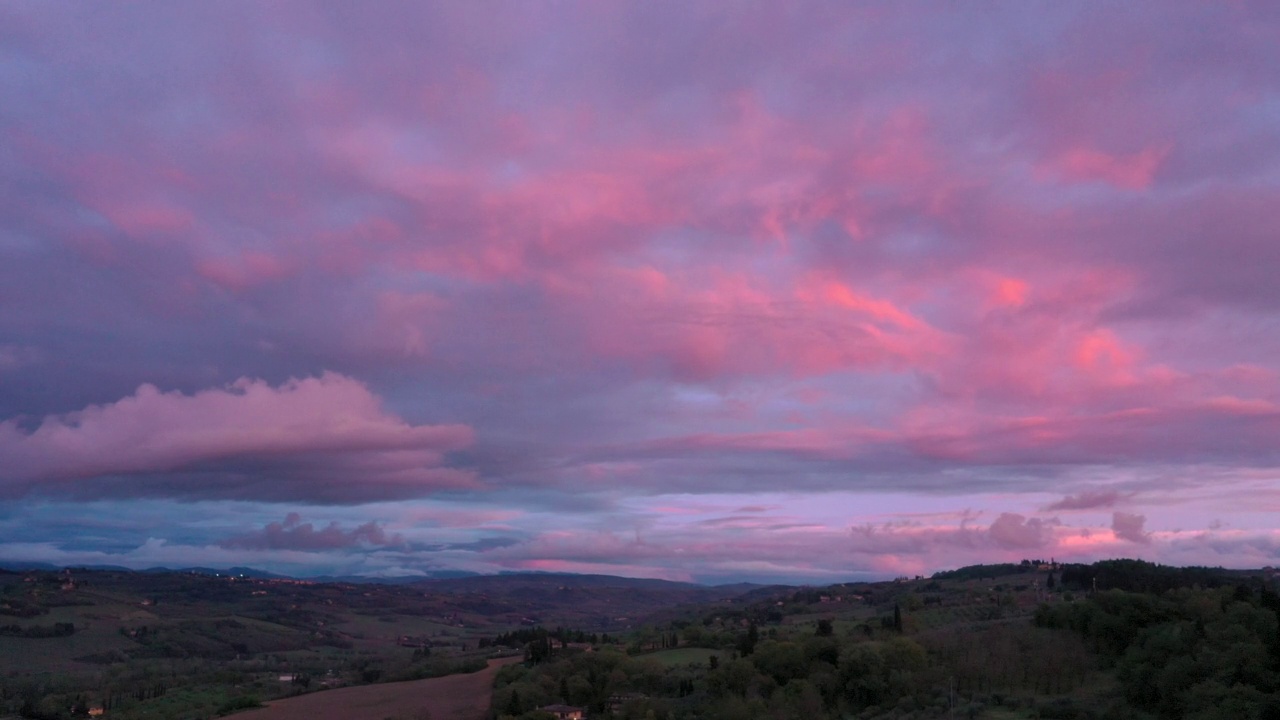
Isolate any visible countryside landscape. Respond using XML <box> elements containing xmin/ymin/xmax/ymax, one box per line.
<box><xmin>4</xmin><ymin>3</ymin><xmax>1280</xmax><ymax>720</ymax></box>
<box><xmin>3</xmin><ymin>560</ymin><xmax>1280</xmax><ymax>719</ymax></box>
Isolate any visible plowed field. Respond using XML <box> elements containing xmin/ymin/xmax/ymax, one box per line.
<box><xmin>233</xmin><ymin>656</ymin><xmax>521</xmax><ymax>720</ymax></box>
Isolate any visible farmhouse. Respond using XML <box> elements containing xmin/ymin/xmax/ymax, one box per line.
<box><xmin>607</xmin><ymin>693</ymin><xmax>649</xmax><ymax>714</ymax></box>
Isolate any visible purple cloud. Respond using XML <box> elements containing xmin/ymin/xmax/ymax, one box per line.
<box><xmin>0</xmin><ymin>2</ymin><xmax>1278</xmax><ymax>580</ymax></box>
<box><xmin>1044</xmin><ymin>490</ymin><xmax>1131</xmax><ymax>512</ymax></box>
<box><xmin>0</xmin><ymin>374</ymin><xmax>475</xmax><ymax>502</ymax></box>
<box><xmin>221</xmin><ymin>513</ymin><xmax>404</xmax><ymax>551</ymax></box>
<box><xmin>987</xmin><ymin>513</ymin><xmax>1056</xmax><ymax>551</ymax></box>
<box><xmin>1112</xmin><ymin>512</ymin><xmax>1152</xmax><ymax>544</ymax></box>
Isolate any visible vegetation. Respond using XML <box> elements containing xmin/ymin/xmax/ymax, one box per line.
<box><xmin>489</xmin><ymin>559</ymin><xmax>1280</xmax><ymax>720</ymax></box>
<box><xmin>1036</xmin><ymin>584</ymin><xmax>1280</xmax><ymax>719</ymax></box>
<box><xmin>0</xmin><ymin>568</ymin><xmax>526</xmax><ymax>719</ymax></box>
<box><xmin>0</xmin><ymin>622</ymin><xmax>75</xmax><ymax>638</ymax></box>
<box><xmin>3</xmin><ymin>560</ymin><xmax>1278</xmax><ymax>719</ymax></box>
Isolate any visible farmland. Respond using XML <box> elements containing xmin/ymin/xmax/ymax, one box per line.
<box><xmin>233</xmin><ymin>656</ymin><xmax>521</xmax><ymax>720</ymax></box>
<box><xmin>4</xmin><ymin>560</ymin><xmax>1278</xmax><ymax>719</ymax></box>
<box><xmin>0</xmin><ymin>567</ymin><xmax>759</xmax><ymax>719</ymax></box>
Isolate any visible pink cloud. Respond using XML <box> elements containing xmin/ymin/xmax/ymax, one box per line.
<box><xmin>967</xmin><ymin>271</ymin><xmax>1032</xmax><ymax>311</ymax></box>
<box><xmin>473</xmin><ymin>509</ymin><xmax>1107</xmax><ymax>582</ymax></box>
<box><xmin>569</xmin><ymin>265</ymin><xmax>950</xmax><ymax>382</ymax></box>
<box><xmin>196</xmin><ymin>252</ymin><xmax>294</xmax><ymax>292</ymax></box>
<box><xmin>798</xmin><ymin>278</ymin><xmax>927</xmax><ymax>331</ymax></box>
<box><xmin>3</xmin><ymin>3</ymin><xmax>1280</xmax><ymax>581</ymax></box>
<box><xmin>0</xmin><ymin>373</ymin><xmax>475</xmax><ymax>501</ymax></box>
<box><xmin>1072</xmin><ymin>328</ymin><xmax>1139</xmax><ymax>383</ymax></box>
<box><xmin>1047</xmin><ymin>145</ymin><xmax>1169</xmax><ymax>190</ymax></box>
<box><xmin>399</xmin><ymin>507</ymin><xmax>523</xmax><ymax>529</ymax></box>
<box><xmin>100</xmin><ymin>203</ymin><xmax>196</xmax><ymax>238</ymax></box>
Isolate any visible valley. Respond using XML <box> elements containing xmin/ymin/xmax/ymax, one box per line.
<box><xmin>2</xmin><ymin>561</ymin><xmax>1278</xmax><ymax>720</ymax></box>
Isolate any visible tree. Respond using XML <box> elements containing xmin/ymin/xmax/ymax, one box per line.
<box><xmin>738</xmin><ymin>622</ymin><xmax>759</xmax><ymax>656</ymax></box>
<box><xmin>816</xmin><ymin>619</ymin><xmax>833</xmax><ymax>637</ymax></box>
<box><xmin>893</xmin><ymin>603</ymin><xmax>903</xmax><ymax>633</ymax></box>
<box><xmin>1047</xmin><ymin>572</ymin><xmax>1056</xmax><ymax>590</ymax></box>
<box><xmin>752</xmin><ymin>640</ymin><xmax>807</xmax><ymax>685</ymax></box>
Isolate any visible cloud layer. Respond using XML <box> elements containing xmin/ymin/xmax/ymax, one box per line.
<box><xmin>1</xmin><ymin>2</ymin><xmax>1279</xmax><ymax>580</ymax></box>
<box><xmin>0</xmin><ymin>374</ymin><xmax>474</xmax><ymax>502</ymax></box>
<box><xmin>221</xmin><ymin>513</ymin><xmax>404</xmax><ymax>551</ymax></box>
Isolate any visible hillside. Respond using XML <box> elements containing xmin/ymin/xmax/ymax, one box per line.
<box><xmin>5</xmin><ymin>561</ymin><xmax>1277</xmax><ymax>719</ymax></box>
<box><xmin>489</xmin><ymin>560</ymin><xmax>1280</xmax><ymax>720</ymax></box>
<box><xmin>0</xmin><ymin>566</ymin><xmax>763</xmax><ymax>719</ymax></box>
<box><xmin>409</xmin><ymin>573</ymin><xmax>761</xmax><ymax>630</ymax></box>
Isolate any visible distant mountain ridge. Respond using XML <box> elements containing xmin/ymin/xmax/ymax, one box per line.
<box><xmin>416</xmin><ymin>572</ymin><xmax>704</xmax><ymax>591</ymax></box>
<box><xmin>0</xmin><ymin>561</ymin><xmax>764</xmax><ymax>589</ymax></box>
<box><xmin>0</xmin><ymin>560</ymin><xmax>459</xmax><ymax>582</ymax></box>
<box><xmin>407</xmin><ymin>571</ymin><xmax>766</xmax><ymax>592</ymax></box>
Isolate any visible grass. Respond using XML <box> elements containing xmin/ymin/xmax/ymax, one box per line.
<box><xmin>0</xmin><ymin>616</ymin><xmax>137</xmax><ymax>675</ymax></box>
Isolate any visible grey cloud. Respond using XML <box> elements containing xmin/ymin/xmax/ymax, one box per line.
<box><xmin>1112</xmin><ymin>512</ymin><xmax>1151</xmax><ymax>544</ymax></box>
<box><xmin>221</xmin><ymin>513</ymin><xmax>405</xmax><ymax>551</ymax></box>
<box><xmin>1044</xmin><ymin>490</ymin><xmax>1131</xmax><ymax>511</ymax></box>
<box><xmin>988</xmin><ymin>513</ymin><xmax>1055</xmax><ymax>550</ymax></box>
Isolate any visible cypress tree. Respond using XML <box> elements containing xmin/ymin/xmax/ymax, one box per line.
<box><xmin>738</xmin><ymin>621</ymin><xmax>759</xmax><ymax>655</ymax></box>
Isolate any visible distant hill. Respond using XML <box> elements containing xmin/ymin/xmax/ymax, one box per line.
<box><xmin>5</xmin><ymin>558</ymin><xmax>1278</xmax><ymax>720</ymax></box>
<box><xmin>308</xmin><ymin>570</ymin><xmax>481</xmax><ymax>584</ymax></box>
<box><xmin>0</xmin><ymin>561</ymin><xmax>475</xmax><ymax>584</ymax></box>
<box><xmin>147</xmin><ymin>566</ymin><xmax>294</xmax><ymax>580</ymax></box>
<box><xmin>0</xmin><ymin>563</ymin><xmax>773</xmax><ymax>632</ymax></box>
<box><xmin>397</xmin><ymin>572</ymin><xmax>774</xmax><ymax>632</ymax></box>
<box><xmin>0</xmin><ymin>561</ymin><xmax>768</xmax><ymax>590</ymax></box>
<box><xmin>420</xmin><ymin>572</ymin><xmax>771</xmax><ymax>594</ymax></box>
<box><xmin>0</xmin><ymin>560</ymin><xmax>63</xmax><ymax>572</ymax></box>
<box><xmin>417</xmin><ymin>572</ymin><xmax>707</xmax><ymax>592</ymax></box>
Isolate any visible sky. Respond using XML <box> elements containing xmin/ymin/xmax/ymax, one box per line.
<box><xmin>2</xmin><ymin>2</ymin><xmax>1280</xmax><ymax>584</ymax></box>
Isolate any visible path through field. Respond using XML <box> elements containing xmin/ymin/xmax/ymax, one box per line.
<box><xmin>234</xmin><ymin>656</ymin><xmax>522</xmax><ymax>720</ymax></box>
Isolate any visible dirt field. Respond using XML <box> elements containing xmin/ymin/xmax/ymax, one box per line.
<box><xmin>233</xmin><ymin>656</ymin><xmax>522</xmax><ymax>720</ymax></box>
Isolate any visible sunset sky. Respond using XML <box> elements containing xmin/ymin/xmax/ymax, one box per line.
<box><xmin>2</xmin><ymin>3</ymin><xmax>1280</xmax><ymax>583</ymax></box>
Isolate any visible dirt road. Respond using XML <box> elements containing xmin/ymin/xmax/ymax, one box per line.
<box><xmin>234</xmin><ymin>656</ymin><xmax>522</xmax><ymax>720</ymax></box>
